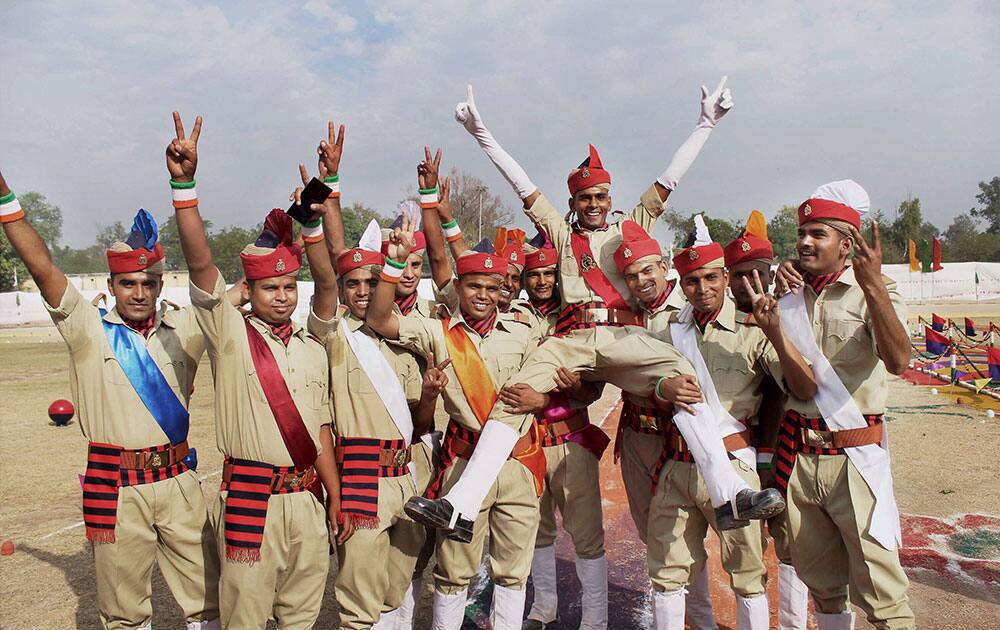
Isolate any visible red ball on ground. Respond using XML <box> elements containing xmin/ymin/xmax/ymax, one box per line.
<box><xmin>48</xmin><ymin>399</ymin><xmax>75</xmax><ymax>426</ymax></box>
<box><xmin>1</xmin><ymin>540</ymin><xmax>13</xmax><ymax>556</ymax></box>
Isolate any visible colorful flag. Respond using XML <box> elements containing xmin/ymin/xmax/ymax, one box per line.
<box><xmin>932</xmin><ymin>239</ymin><xmax>943</xmax><ymax>272</ymax></box>
<box><xmin>919</xmin><ymin>240</ymin><xmax>932</xmax><ymax>273</ymax></box>
<box><xmin>965</xmin><ymin>318</ymin><xmax>976</xmax><ymax>336</ymax></box>
<box><xmin>907</xmin><ymin>239</ymin><xmax>920</xmax><ymax>272</ymax></box>
<box><xmin>973</xmin><ymin>378</ymin><xmax>992</xmax><ymax>393</ymax></box>
<box><xmin>931</xmin><ymin>314</ymin><xmax>946</xmax><ymax>332</ymax></box>
<box><xmin>925</xmin><ymin>327</ymin><xmax>950</xmax><ymax>355</ymax></box>
<box><xmin>989</xmin><ymin>346</ymin><xmax>1000</xmax><ymax>382</ymax></box>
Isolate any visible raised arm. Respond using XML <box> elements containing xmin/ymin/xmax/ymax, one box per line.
<box><xmin>0</xmin><ymin>170</ymin><xmax>68</xmax><ymax>306</ymax></box>
<box><xmin>318</xmin><ymin>122</ymin><xmax>347</xmax><ymax>261</ymax></box>
<box><xmin>454</xmin><ymin>85</ymin><xmax>540</xmax><ymax>210</ymax></box>
<box><xmin>294</xmin><ymin>163</ymin><xmax>338</xmax><ymax>320</ymax></box>
<box><xmin>166</xmin><ymin>111</ymin><xmax>217</xmax><ymax>293</ymax></box>
<box><xmin>416</xmin><ymin>148</ymin><xmax>454</xmax><ymax>290</ymax></box>
<box><xmin>367</xmin><ymin>208</ymin><xmax>418</xmax><ymax>339</ymax></box>
<box><xmin>851</xmin><ymin>223</ymin><xmax>910</xmax><ymax>375</ymax></box>
<box><xmin>648</xmin><ymin>77</ymin><xmax>734</xmax><ymax>206</ymax></box>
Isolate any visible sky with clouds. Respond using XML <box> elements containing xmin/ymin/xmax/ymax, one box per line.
<box><xmin>2</xmin><ymin>0</ymin><xmax>999</xmax><ymax>247</ymax></box>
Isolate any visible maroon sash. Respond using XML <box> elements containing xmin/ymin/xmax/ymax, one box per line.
<box><xmin>244</xmin><ymin>319</ymin><xmax>318</xmax><ymax>470</ymax></box>
<box><xmin>569</xmin><ymin>230</ymin><xmax>628</xmax><ymax>309</ymax></box>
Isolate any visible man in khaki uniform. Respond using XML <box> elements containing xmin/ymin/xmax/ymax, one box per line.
<box><xmin>1</xmin><ymin>169</ymin><xmax>220</xmax><ymax>630</ymax></box>
<box><xmin>520</xmin><ymin>241</ymin><xmax>562</xmax><ymax>336</ymax></box>
<box><xmin>725</xmin><ymin>216</ymin><xmax>809</xmax><ymax>630</ymax></box>
<box><xmin>168</xmin><ymin>113</ymin><xmax>341</xmax><ymax>629</ymax></box>
<box><xmin>774</xmin><ymin>181</ymin><xmax>914</xmax><ymax>630</ymax></box>
<box><xmin>367</xmin><ymin>218</ymin><xmax>544</xmax><ymax>629</ymax></box>
<box><xmin>645</xmin><ymin>225</ymin><xmax>816</xmax><ymax>629</ymax></box>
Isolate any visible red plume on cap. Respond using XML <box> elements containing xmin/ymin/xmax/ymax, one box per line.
<box><xmin>240</xmin><ymin>209</ymin><xmax>303</xmax><ymax>280</ymax></box>
<box><xmin>567</xmin><ymin>144</ymin><xmax>612</xmax><ymax>196</ymax></box>
<box><xmin>613</xmin><ymin>221</ymin><xmax>662</xmax><ymax>273</ymax></box>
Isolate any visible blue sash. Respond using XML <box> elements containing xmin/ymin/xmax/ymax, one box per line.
<box><xmin>99</xmin><ymin>309</ymin><xmax>190</xmax><ymax>447</ymax></box>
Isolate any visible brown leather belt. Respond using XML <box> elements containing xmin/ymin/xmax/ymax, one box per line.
<box><xmin>623</xmin><ymin>407</ymin><xmax>667</xmax><ymax>433</ymax></box>
<box><xmin>120</xmin><ymin>440</ymin><xmax>190</xmax><ymax>469</ymax></box>
<box><xmin>799</xmin><ymin>424</ymin><xmax>883</xmax><ymax>449</ymax></box>
<box><xmin>449</xmin><ymin>427</ymin><xmax>534</xmax><ymax>461</ymax></box>
<box><xmin>540</xmin><ymin>412</ymin><xmax>588</xmax><ymax>439</ymax></box>
<box><xmin>570</xmin><ymin>307</ymin><xmax>643</xmax><ymax>327</ymax></box>
<box><xmin>334</xmin><ymin>445</ymin><xmax>412</xmax><ymax>468</ymax></box>
<box><xmin>670</xmin><ymin>430</ymin><xmax>751</xmax><ymax>454</ymax></box>
<box><xmin>221</xmin><ymin>461</ymin><xmax>317</xmax><ymax>493</ymax></box>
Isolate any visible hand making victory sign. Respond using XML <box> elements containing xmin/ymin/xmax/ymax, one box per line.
<box><xmin>317</xmin><ymin>121</ymin><xmax>346</xmax><ymax>180</ymax></box>
<box><xmin>849</xmin><ymin>221</ymin><xmax>884</xmax><ymax>291</ymax></box>
<box><xmin>387</xmin><ymin>203</ymin><xmax>418</xmax><ymax>264</ymax></box>
<box><xmin>166</xmin><ymin>112</ymin><xmax>202</xmax><ymax>183</ymax></box>
<box><xmin>742</xmin><ymin>269</ymin><xmax>781</xmax><ymax>335</ymax></box>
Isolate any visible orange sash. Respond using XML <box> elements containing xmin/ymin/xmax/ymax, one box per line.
<box><xmin>441</xmin><ymin>318</ymin><xmax>546</xmax><ymax>495</ymax></box>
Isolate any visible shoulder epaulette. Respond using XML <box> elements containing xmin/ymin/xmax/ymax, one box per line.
<box><xmin>90</xmin><ymin>292</ymin><xmax>107</xmax><ymax>307</ymax></box>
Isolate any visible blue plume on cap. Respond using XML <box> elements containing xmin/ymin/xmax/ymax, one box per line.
<box><xmin>471</xmin><ymin>238</ymin><xmax>495</xmax><ymax>254</ymax></box>
<box><xmin>126</xmin><ymin>209</ymin><xmax>158</xmax><ymax>250</ymax></box>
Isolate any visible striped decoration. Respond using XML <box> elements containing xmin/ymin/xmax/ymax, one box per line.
<box><xmin>0</xmin><ymin>191</ymin><xmax>25</xmax><ymax>223</ymax></box>
<box><xmin>426</xmin><ymin>421</ymin><xmax>478</xmax><ymax>499</ymax></box>
<box><xmin>801</xmin><ymin>268</ymin><xmax>846</xmax><ymax>294</ymax></box>
<box><xmin>395</xmin><ymin>291</ymin><xmax>419</xmax><ymax>316</ymax></box>
<box><xmin>221</xmin><ymin>459</ymin><xmax>273</xmax><ymax>565</ymax></box>
<box><xmin>337</xmin><ymin>437</ymin><xmax>408</xmax><ymax>529</ymax></box>
<box><xmin>82</xmin><ymin>443</ymin><xmax>123</xmax><ymax>543</ymax></box>
<box><xmin>773</xmin><ymin>410</ymin><xmax>883</xmax><ymax>493</ymax></box>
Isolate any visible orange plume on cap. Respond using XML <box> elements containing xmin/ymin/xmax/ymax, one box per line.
<box><xmin>744</xmin><ymin>210</ymin><xmax>768</xmax><ymax>240</ymax></box>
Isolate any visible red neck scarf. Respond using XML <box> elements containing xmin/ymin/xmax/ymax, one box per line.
<box><xmin>269</xmin><ymin>321</ymin><xmax>293</xmax><ymax>346</ymax></box>
<box><xmin>123</xmin><ymin>315</ymin><xmax>156</xmax><ymax>338</ymax></box>
<box><xmin>530</xmin><ymin>296</ymin><xmax>561</xmax><ymax>316</ymax></box>
<box><xmin>642</xmin><ymin>280</ymin><xmax>676</xmax><ymax>313</ymax></box>
<box><xmin>395</xmin><ymin>291</ymin><xmax>419</xmax><ymax>316</ymax></box>
<box><xmin>693</xmin><ymin>306</ymin><xmax>722</xmax><ymax>333</ymax></box>
<box><xmin>463</xmin><ymin>310</ymin><xmax>497</xmax><ymax>338</ymax></box>
<box><xmin>802</xmin><ymin>267</ymin><xmax>847</xmax><ymax>294</ymax></box>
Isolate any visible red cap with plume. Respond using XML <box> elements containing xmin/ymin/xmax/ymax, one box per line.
<box><xmin>240</xmin><ymin>209</ymin><xmax>303</xmax><ymax>280</ymax></box>
<box><xmin>567</xmin><ymin>144</ymin><xmax>612</xmax><ymax>196</ymax></box>
<box><xmin>494</xmin><ymin>227</ymin><xmax>526</xmax><ymax>270</ymax></box>
<box><xmin>723</xmin><ymin>210</ymin><xmax>775</xmax><ymax>267</ymax></box>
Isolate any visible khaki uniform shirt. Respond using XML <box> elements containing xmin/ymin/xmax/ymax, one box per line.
<box><xmin>395</xmin><ymin>295</ymin><xmax>435</xmax><ymax>320</ymax></box>
<box><xmin>394</xmin><ymin>310</ymin><xmax>539</xmax><ymax>435</ymax></box>
<box><xmin>45</xmin><ymin>283</ymin><xmax>204</xmax><ymax>448</ymax></box>
<box><xmin>656</xmin><ymin>298</ymin><xmax>783</xmax><ymax>422</ymax></box>
<box><xmin>524</xmin><ymin>185</ymin><xmax>668</xmax><ymax>308</ymax></box>
<box><xmin>785</xmin><ymin>267</ymin><xmax>906</xmax><ymax>417</ymax></box>
<box><xmin>308</xmin><ymin>311</ymin><xmax>422</xmax><ymax>440</ymax></box>
<box><xmin>190</xmin><ymin>273</ymin><xmax>330</xmax><ymax>467</ymax></box>
<box><xmin>622</xmin><ymin>283</ymin><xmax>687</xmax><ymax>409</ymax></box>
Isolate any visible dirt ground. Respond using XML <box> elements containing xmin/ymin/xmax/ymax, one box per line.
<box><xmin>0</xmin><ymin>316</ymin><xmax>998</xmax><ymax>628</ymax></box>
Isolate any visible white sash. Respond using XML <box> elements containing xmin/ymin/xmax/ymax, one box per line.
<box><xmin>342</xmin><ymin>324</ymin><xmax>417</xmax><ymax>488</ymax></box>
<box><xmin>777</xmin><ymin>290</ymin><xmax>901</xmax><ymax>550</ymax></box>
<box><xmin>670</xmin><ymin>303</ymin><xmax>757</xmax><ymax>471</ymax></box>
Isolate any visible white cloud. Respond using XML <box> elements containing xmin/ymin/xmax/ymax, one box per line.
<box><xmin>1</xmin><ymin>0</ymin><xmax>998</xmax><ymax>248</ymax></box>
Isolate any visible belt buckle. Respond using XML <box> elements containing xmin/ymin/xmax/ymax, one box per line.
<box><xmin>146</xmin><ymin>452</ymin><xmax>163</xmax><ymax>469</ymax></box>
<box><xmin>391</xmin><ymin>448</ymin><xmax>408</xmax><ymax>468</ymax></box>
<box><xmin>586</xmin><ymin>308</ymin><xmax>608</xmax><ymax>324</ymax></box>
<box><xmin>638</xmin><ymin>414</ymin><xmax>659</xmax><ymax>431</ymax></box>
<box><xmin>805</xmin><ymin>429</ymin><xmax>834</xmax><ymax>449</ymax></box>
<box><xmin>286</xmin><ymin>472</ymin><xmax>303</xmax><ymax>489</ymax></box>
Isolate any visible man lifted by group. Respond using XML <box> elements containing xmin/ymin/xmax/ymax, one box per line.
<box><xmin>0</xmin><ymin>75</ymin><xmax>915</xmax><ymax>630</ymax></box>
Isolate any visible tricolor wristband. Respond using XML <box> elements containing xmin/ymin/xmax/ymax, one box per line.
<box><xmin>441</xmin><ymin>219</ymin><xmax>462</xmax><ymax>243</ymax></box>
<box><xmin>0</xmin><ymin>191</ymin><xmax>25</xmax><ymax>223</ymax></box>
<box><xmin>419</xmin><ymin>187</ymin><xmax>439</xmax><ymax>209</ymax></box>
<box><xmin>170</xmin><ymin>179</ymin><xmax>198</xmax><ymax>209</ymax></box>
<box><xmin>379</xmin><ymin>257</ymin><xmax>406</xmax><ymax>283</ymax></box>
<box><xmin>323</xmin><ymin>175</ymin><xmax>341</xmax><ymax>199</ymax></box>
<box><xmin>756</xmin><ymin>450</ymin><xmax>774</xmax><ymax>470</ymax></box>
<box><xmin>301</xmin><ymin>220</ymin><xmax>324</xmax><ymax>244</ymax></box>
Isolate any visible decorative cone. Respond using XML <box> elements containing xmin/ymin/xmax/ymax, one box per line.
<box><xmin>48</xmin><ymin>399</ymin><xmax>75</xmax><ymax>426</ymax></box>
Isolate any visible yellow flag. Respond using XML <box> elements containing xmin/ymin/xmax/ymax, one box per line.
<box><xmin>973</xmin><ymin>378</ymin><xmax>992</xmax><ymax>393</ymax></box>
<box><xmin>908</xmin><ymin>240</ymin><xmax>920</xmax><ymax>272</ymax></box>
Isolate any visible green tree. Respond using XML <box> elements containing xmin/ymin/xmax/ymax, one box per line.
<box><xmin>445</xmin><ymin>168</ymin><xmax>515</xmax><ymax>245</ymax></box>
<box><xmin>942</xmin><ymin>214</ymin><xmax>1000</xmax><ymax>262</ymax></box>
<box><xmin>95</xmin><ymin>221</ymin><xmax>129</xmax><ymax>250</ymax></box>
<box><xmin>207</xmin><ymin>224</ymin><xmax>260</xmax><ymax>282</ymax></box>
<box><xmin>767</xmin><ymin>205</ymin><xmax>798</xmax><ymax>260</ymax></box>
<box><xmin>971</xmin><ymin>176</ymin><xmax>1000</xmax><ymax>234</ymax></box>
<box><xmin>341</xmin><ymin>203</ymin><xmax>386</xmax><ymax>248</ymax></box>
<box><xmin>0</xmin><ymin>192</ymin><xmax>63</xmax><ymax>290</ymax></box>
<box><xmin>660</xmin><ymin>210</ymin><xmax>740</xmax><ymax>249</ymax></box>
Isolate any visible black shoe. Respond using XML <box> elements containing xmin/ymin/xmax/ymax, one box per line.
<box><xmin>715</xmin><ymin>488</ymin><xmax>785</xmax><ymax>530</ymax></box>
<box><xmin>404</xmin><ymin>496</ymin><xmax>474</xmax><ymax>544</ymax></box>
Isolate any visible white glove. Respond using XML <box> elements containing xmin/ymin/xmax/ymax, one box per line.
<box><xmin>657</xmin><ymin>76</ymin><xmax>733</xmax><ymax>191</ymax></box>
<box><xmin>455</xmin><ymin>85</ymin><xmax>537</xmax><ymax>200</ymax></box>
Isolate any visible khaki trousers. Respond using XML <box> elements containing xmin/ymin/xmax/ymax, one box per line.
<box><xmin>647</xmin><ymin>458</ymin><xmax>767</xmax><ymax>597</ymax></box>
<box><xmin>94</xmin><ymin>470</ymin><xmax>219</xmax><ymax>630</ymax></box>
<box><xmin>767</xmin><ymin>509</ymin><xmax>793</xmax><ymax>564</ymax></box>
<box><xmin>434</xmin><ymin>457</ymin><xmax>540</xmax><ymax>594</ymax></box>
<box><xmin>618</xmin><ymin>427</ymin><xmax>664</xmax><ymax>544</ymax></box>
<box><xmin>787</xmin><ymin>454</ymin><xmax>915</xmax><ymax>629</ymax></box>
<box><xmin>491</xmin><ymin>327</ymin><xmax>692</xmax><ymax>426</ymax></box>
<box><xmin>337</xmin><ymin>476</ymin><xmax>425</xmax><ymax>629</ymax></box>
<box><xmin>214</xmin><ymin>491</ymin><xmax>329</xmax><ymax>629</ymax></box>
<box><xmin>535</xmin><ymin>441</ymin><xmax>605</xmax><ymax>558</ymax></box>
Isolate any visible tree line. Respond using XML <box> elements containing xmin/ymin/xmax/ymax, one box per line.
<box><xmin>2</xmin><ymin>174</ymin><xmax>997</xmax><ymax>292</ymax></box>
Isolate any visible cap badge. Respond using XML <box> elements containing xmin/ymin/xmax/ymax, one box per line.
<box><xmin>275</xmin><ymin>258</ymin><xmax>286</xmax><ymax>273</ymax></box>
<box><xmin>137</xmin><ymin>253</ymin><xmax>148</xmax><ymax>266</ymax></box>
<box><xmin>581</xmin><ymin>168</ymin><xmax>591</xmax><ymax>179</ymax></box>
<box><xmin>803</xmin><ymin>203</ymin><xmax>812</xmax><ymax>216</ymax></box>
<box><xmin>352</xmin><ymin>251</ymin><xmax>362</xmax><ymax>263</ymax></box>
<box><xmin>484</xmin><ymin>257</ymin><xmax>494</xmax><ymax>269</ymax></box>
<box><xmin>510</xmin><ymin>251</ymin><xmax>518</xmax><ymax>261</ymax></box>
<box><xmin>538</xmin><ymin>252</ymin><xmax>547</xmax><ymax>262</ymax></box>
<box><xmin>741</xmin><ymin>240</ymin><xmax>751</xmax><ymax>252</ymax></box>
<box><xmin>580</xmin><ymin>252</ymin><xmax>597</xmax><ymax>272</ymax></box>
<box><xmin>623</xmin><ymin>247</ymin><xmax>633</xmax><ymax>259</ymax></box>
<box><xmin>688</xmin><ymin>249</ymin><xmax>699</xmax><ymax>261</ymax></box>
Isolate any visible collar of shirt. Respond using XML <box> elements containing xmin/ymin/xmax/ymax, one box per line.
<box><xmin>394</xmin><ymin>291</ymin><xmax>419</xmax><ymax>316</ymax></box>
<box><xmin>571</xmin><ymin>221</ymin><xmax>611</xmax><ymax>233</ymax></box>
<box><xmin>802</xmin><ymin>265</ymin><xmax>851</xmax><ymax>294</ymax></box>
<box><xmin>693</xmin><ymin>297</ymin><xmax>736</xmax><ymax>334</ymax></box>
<box><xmin>460</xmin><ymin>309</ymin><xmax>497</xmax><ymax>337</ymax></box>
<box><xmin>101</xmin><ymin>301</ymin><xmax>173</xmax><ymax>335</ymax></box>
<box><xmin>247</xmin><ymin>313</ymin><xmax>303</xmax><ymax>345</ymax></box>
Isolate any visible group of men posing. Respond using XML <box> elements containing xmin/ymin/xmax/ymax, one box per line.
<box><xmin>1</xmin><ymin>77</ymin><xmax>916</xmax><ymax>630</ymax></box>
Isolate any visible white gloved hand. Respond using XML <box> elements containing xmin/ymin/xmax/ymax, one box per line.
<box><xmin>698</xmin><ymin>75</ymin><xmax>733</xmax><ymax>128</ymax></box>
<box><xmin>657</xmin><ymin>76</ymin><xmax>734</xmax><ymax>191</ymax></box>
<box><xmin>454</xmin><ymin>84</ymin><xmax>537</xmax><ymax>200</ymax></box>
